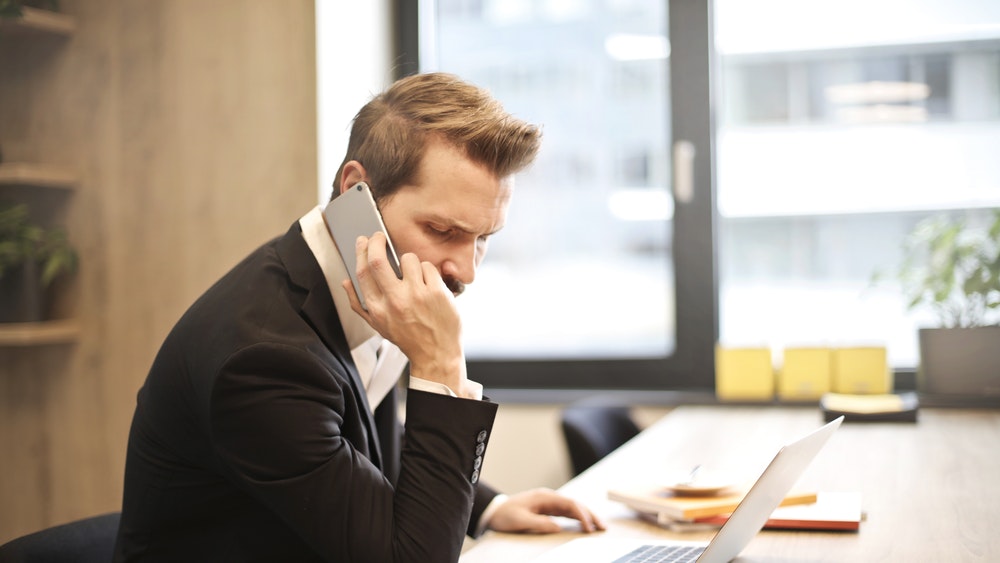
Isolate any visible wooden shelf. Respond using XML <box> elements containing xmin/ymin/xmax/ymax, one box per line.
<box><xmin>0</xmin><ymin>13</ymin><xmax>78</xmax><ymax>350</ymax></box>
<box><xmin>0</xmin><ymin>7</ymin><xmax>75</xmax><ymax>37</ymax></box>
<box><xmin>0</xmin><ymin>162</ymin><xmax>77</xmax><ymax>190</ymax></box>
<box><xmin>0</xmin><ymin>320</ymin><xmax>79</xmax><ymax>346</ymax></box>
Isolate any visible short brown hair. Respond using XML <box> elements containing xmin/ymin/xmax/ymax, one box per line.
<box><xmin>332</xmin><ymin>72</ymin><xmax>542</xmax><ymax>203</ymax></box>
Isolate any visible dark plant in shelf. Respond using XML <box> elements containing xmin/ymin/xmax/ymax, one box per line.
<box><xmin>0</xmin><ymin>1</ymin><xmax>21</xmax><ymax>18</ymax></box>
<box><xmin>880</xmin><ymin>209</ymin><xmax>1000</xmax><ymax>328</ymax></box>
<box><xmin>0</xmin><ymin>0</ymin><xmax>60</xmax><ymax>19</ymax></box>
<box><xmin>0</xmin><ymin>202</ymin><xmax>77</xmax><ymax>302</ymax></box>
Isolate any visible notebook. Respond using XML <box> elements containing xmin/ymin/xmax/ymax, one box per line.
<box><xmin>531</xmin><ymin>416</ymin><xmax>844</xmax><ymax>563</ymax></box>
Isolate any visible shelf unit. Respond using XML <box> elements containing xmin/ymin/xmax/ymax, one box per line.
<box><xmin>0</xmin><ymin>6</ymin><xmax>76</xmax><ymax>37</ymax></box>
<box><xmin>0</xmin><ymin>320</ymin><xmax>80</xmax><ymax>346</ymax></box>
<box><xmin>1</xmin><ymin>8</ymin><xmax>79</xmax><ymax>346</ymax></box>
<box><xmin>0</xmin><ymin>163</ymin><xmax>79</xmax><ymax>346</ymax></box>
<box><xmin>0</xmin><ymin>162</ymin><xmax>77</xmax><ymax>190</ymax></box>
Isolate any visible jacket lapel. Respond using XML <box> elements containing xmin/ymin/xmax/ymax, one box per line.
<box><xmin>275</xmin><ymin>222</ymin><xmax>384</xmax><ymax>470</ymax></box>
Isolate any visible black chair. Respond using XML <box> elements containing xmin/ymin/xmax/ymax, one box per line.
<box><xmin>0</xmin><ymin>512</ymin><xmax>121</xmax><ymax>563</ymax></box>
<box><xmin>560</xmin><ymin>400</ymin><xmax>641</xmax><ymax>476</ymax></box>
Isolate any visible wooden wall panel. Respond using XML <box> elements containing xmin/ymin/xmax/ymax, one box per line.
<box><xmin>0</xmin><ymin>0</ymin><xmax>317</xmax><ymax>543</ymax></box>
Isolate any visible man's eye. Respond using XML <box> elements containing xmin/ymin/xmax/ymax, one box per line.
<box><xmin>429</xmin><ymin>226</ymin><xmax>452</xmax><ymax>237</ymax></box>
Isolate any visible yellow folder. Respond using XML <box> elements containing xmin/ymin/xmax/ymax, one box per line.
<box><xmin>832</xmin><ymin>347</ymin><xmax>890</xmax><ymax>394</ymax></box>
<box><xmin>779</xmin><ymin>347</ymin><xmax>833</xmax><ymax>400</ymax></box>
<box><xmin>715</xmin><ymin>345</ymin><xmax>774</xmax><ymax>401</ymax></box>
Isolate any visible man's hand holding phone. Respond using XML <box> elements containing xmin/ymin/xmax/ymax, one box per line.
<box><xmin>343</xmin><ymin>232</ymin><xmax>471</xmax><ymax>398</ymax></box>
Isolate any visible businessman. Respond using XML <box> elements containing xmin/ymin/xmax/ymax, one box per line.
<box><xmin>113</xmin><ymin>72</ymin><xmax>603</xmax><ymax>562</ymax></box>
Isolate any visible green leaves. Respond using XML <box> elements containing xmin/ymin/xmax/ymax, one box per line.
<box><xmin>890</xmin><ymin>209</ymin><xmax>1000</xmax><ymax>328</ymax></box>
<box><xmin>0</xmin><ymin>1</ymin><xmax>61</xmax><ymax>19</ymax></box>
<box><xmin>0</xmin><ymin>1</ymin><xmax>24</xmax><ymax>19</ymax></box>
<box><xmin>0</xmin><ymin>203</ymin><xmax>77</xmax><ymax>288</ymax></box>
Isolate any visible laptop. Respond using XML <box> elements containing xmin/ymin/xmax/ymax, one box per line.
<box><xmin>532</xmin><ymin>416</ymin><xmax>844</xmax><ymax>563</ymax></box>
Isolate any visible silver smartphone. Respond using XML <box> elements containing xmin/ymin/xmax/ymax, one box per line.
<box><xmin>323</xmin><ymin>181</ymin><xmax>402</xmax><ymax>310</ymax></box>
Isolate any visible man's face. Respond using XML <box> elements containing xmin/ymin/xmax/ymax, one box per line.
<box><xmin>378</xmin><ymin>139</ymin><xmax>513</xmax><ymax>296</ymax></box>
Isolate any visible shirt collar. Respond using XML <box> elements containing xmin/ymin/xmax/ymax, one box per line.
<box><xmin>299</xmin><ymin>205</ymin><xmax>377</xmax><ymax>350</ymax></box>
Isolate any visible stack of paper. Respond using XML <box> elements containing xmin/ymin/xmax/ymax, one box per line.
<box><xmin>820</xmin><ymin>391</ymin><xmax>919</xmax><ymax>422</ymax></box>
<box><xmin>607</xmin><ymin>487</ymin><xmax>817</xmax><ymax>522</ymax></box>
<box><xmin>608</xmin><ymin>487</ymin><xmax>863</xmax><ymax>532</ymax></box>
<box><xmin>693</xmin><ymin>491</ymin><xmax>864</xmax><ymax>531</ymax></box>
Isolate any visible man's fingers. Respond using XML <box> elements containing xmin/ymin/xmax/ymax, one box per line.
<box><xmin>420</xmin><ymin>260</ymin><xmax>449</xmax><ymax>291</ymax></box>
<box><xmin>522</xmin><ymin>515</ymin><xmax>562</xmax><ymax>534</ymax></box>
<box><xmin>363</xmin><ymin>232</ymin><xmax>397</xmax><ymax>279</ymax></box>
<box><xmin>342</xmin><ymin>278</ymin><xmax>369</xmax><ymax>319</ymax></box>
<box><xmin>353</xmin><ymin>235</ymin><xmax>376</xmax><ymax>287</ymax></box>
<box><xmin>590</xmin><ymin>510</ymin><xmax>607</xmax><ymax>531</ymax></box>
<box><xmin>530</xmin><ymin>490</ymin><xmax>605</xmax><ymax>533</ymax></box>
<box><xmin>354</xmin><ymin>233</ymin><xmax>398</xmax><ymax>308</ymax></box>
<box><xmin>572</xmin><ymin>508</ymin><xmax>605</xmax><ymax>532</ymax></box>
<box><xmin>544</xmin><ymin>500</ymin><xmax>596</xmax><ymax>532</ymax></box>
<box><xmin>399</xmin><ymin>252</ymin><xmax>423</xmax><ymax>281</ymax></box>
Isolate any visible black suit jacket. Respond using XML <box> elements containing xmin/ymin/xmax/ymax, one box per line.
<box><xmin>113</xmin><ymin>223</ymin><xmax>499</xmax><ymax>562</ymax></box>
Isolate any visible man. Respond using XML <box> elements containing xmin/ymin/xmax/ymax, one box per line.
<box><xmin>113</xmin><ymin>73</ymin><xmax>603</xmax><ymax>562</ymax></box>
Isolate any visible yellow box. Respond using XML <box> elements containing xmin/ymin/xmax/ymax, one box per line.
<box><xmin>778</xmin><ymin>347</ymin><xmax>833</xmax><ymax>400</ymax></box>
<box><xmin>715</xmin><ymin>345</ymin><xmax>774</xmax><ymax>401</ymax></box>
<box><xmin>832</xmin><ymin>346</ymin><xmax>891</xmax><ymax>394</ymax></box>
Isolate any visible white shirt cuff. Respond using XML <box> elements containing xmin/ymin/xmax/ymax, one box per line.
<box><xmin>475</xmin><ymin>493</ymin><xmax>508</xmax><ymax>536</ymax></box>
<box><xmin>409</xmin><ymin>376</ymin><xmax>483</xmax><ymax>401</ymax></box>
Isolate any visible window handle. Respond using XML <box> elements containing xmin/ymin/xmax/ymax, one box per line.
<box><xmin>673</xmin><ymin>140</ymin><xmax>696</xmax><ymax>204</ymax></box>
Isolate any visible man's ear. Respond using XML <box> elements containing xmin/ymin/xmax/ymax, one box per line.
<box><xmin>337</xmin><ymin>161</ymin><xmax>368</xmax><ymax>195</ymax></box>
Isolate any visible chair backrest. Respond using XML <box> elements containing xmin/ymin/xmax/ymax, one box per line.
<box><xmin>560</xmin><ymin>401</ymin><xmax>641</xmax><ymax>476</ymax></box>
<box><xmin>0</xmin><ymin>512</ymin><xmax>121</xmax><ymax>563</ymax></box>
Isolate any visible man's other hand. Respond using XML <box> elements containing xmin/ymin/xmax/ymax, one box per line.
<box><xmin>488</xmin><ymin>488</ymin><xmax>607</xmax><ymax>534</ymax></box>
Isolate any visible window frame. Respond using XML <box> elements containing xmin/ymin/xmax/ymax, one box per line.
<box><xmin>394</xmin><ymin>0</ymin><xmax>720</xmax><ymax>391</ymax></box>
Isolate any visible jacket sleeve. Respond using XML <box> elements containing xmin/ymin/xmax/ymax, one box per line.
<box><xmin>209</xmin><ymin>342</ymin><xmax>498</xmax><ymax>563</ymax></box>
<box><xmin>378</xmin><ymin>387</ymin><xmax>501</xmax><ymax>539</ymax></box>
<box><xmin>469</xmin><ymin>480</ymin><xmax>500</xmax><ymax>537</ymax></box>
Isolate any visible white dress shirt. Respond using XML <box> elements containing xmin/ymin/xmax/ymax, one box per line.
<box><xmin>298</xmin><ymin>206</ymin><xmax>483</xmax><ymax>408</ymax></box>
<box><xmin>299</xmin><ymin>206</ymin><xmax>500</xmax><ymax>533</ymax></box>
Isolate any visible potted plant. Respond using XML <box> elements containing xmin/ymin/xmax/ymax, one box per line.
<box><xmin>0</xmin><ymin>202</ymin><xmax>77</xmax><ymax>322</ymax></box>
<box><xmin>0</xmin><ymin>0</ymin><xmax>60</xmax><ymax>19</ymax></box>
<box><xmin>0</xmin><ymin>0</ymin><xmax>22</xmax><ymax>18</ymax></box>
<box><xmin>882</xmin><ymin>208</ymin><xmax>1000</xmax><ymax>401</ymax></box>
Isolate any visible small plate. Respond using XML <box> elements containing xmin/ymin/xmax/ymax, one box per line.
<box><xmin>664</xmin><ymin>482</ymin><xmax>733</xmax><ymax>496</ymax></box>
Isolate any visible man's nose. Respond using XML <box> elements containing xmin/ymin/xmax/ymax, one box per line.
<box><xmin>443</xmin><ymin>243</ymin><xmax>479</xmax><ymax>286</ymax></box>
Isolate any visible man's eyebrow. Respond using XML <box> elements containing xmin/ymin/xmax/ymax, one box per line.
<box><xmin>427</xmin><ymin>215</ymin><xmax>504</xmax><ymax>237</ymax></box>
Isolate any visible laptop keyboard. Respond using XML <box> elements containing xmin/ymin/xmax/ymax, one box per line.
<box><xmin>611</xmin><ymin>544</ymin><xmax>705</xmax><ymax>563</ymax></box>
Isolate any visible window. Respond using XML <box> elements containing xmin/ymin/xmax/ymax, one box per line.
<box><xmin>402</xmin><ymin>0</ymin><xmax>715</xmax><ymax>390</ymax></box>
<box><xmin>400</xmin><ymin>0</ymin><xmax>1000</xmax><ymax>390</ymax></box>
<box><xmin>715</xmin><ymin>0</ymin><xmax>1000</xmax><ymax>368</ymax></box>
<box><xmin>429</xmin><ymin>0</ymin><xmax>673</xmax><ymax>361</ymax></box>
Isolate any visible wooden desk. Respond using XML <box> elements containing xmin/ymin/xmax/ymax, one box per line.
<box><xmin>461</xmin><ymin>405</ymin><xmax>1000</xmax><ymax>562</ymax></box>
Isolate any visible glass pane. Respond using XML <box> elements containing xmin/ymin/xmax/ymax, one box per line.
<box><xmin>424</xmin><ymin>0</ymin><xmax>673</xmax><ymax>360</ymax></box>
<box><xmin>715</xmin><ymin>0</ymin><xmax>1000</xmax><ymax>367</ymax></box>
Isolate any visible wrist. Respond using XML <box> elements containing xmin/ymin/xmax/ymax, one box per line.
<box><xmin>409</xmin><ymin>376</ymin><xmax>483</xmax><ymax>401</ymax></box>
<box><xmin>409</xmin><ymin>355</ymin><xmax>468</xmax><ymax>396</ymax></box>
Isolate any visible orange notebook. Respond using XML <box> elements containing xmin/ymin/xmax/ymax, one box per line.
<box><xmin>608</xmin><ymin>487</ymin><xmax>818</xmax><ymax>521</ymax></box>
<box><xmin>694</xmin><ymin>491</ymin><xmax>863</xmax><ymax>531</ymax></box>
